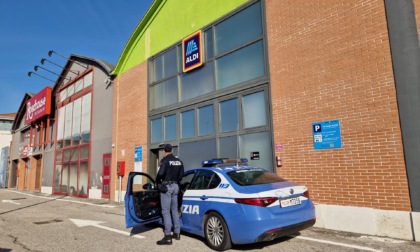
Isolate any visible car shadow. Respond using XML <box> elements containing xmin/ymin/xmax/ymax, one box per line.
<box><xmin>130</xmin><ymin>223</ymin><xmax>300</xmax><ymax>250</ymax></box>
<box><xmin>129</xmin><ymin>222</ymin><xmax>161</xmax><ymax>235</ymax></box>
<box><xmin>233</xmin><ymin>235</ymin><xmax>296</xmax><ymax>250</ymax></box>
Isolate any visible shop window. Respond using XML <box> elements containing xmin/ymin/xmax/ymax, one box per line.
<box><xmin>81</xmin><ymin>93</ymin><xmax>91</xmax><ymax>143</ymax></box>
<box><xmin>164</xmin><ymin>114</ymin><xmax>176</xmax><ymax>141</ymax></box>
<box><xmin>219</xmin><ymin>98</ymin><xmax>239</xmax><ymax>133</ymax></box>
<box><xmin>54</xmin><ymin>164</ymin><xmax>62</xmax><ymax>193</ymax></box>
<box><xmin>216</xmin><ymin>40</ymin><xmax>265</xmax><ymax>90</ymax></box>
<box><xmin>62</xmin><ymin>165</ymin><xmax>69</xmax><ymax>193</ymax></box>
<box><xmin>151</xmin><ymin>118</ymin><xmax>162</xmax><ymax>143</ymax></box>
<box><xmin>79</xmin><ymin>161</ymin><xmax>88</xmax><ymax>195</ymax></box>
<box><xmin>72</xmin><ymin>98</ymin><xmax>82</xmax><ymax>146</ymax></box>
<box><xmin>69</xmin><ymin>163</ymin><xmax>78</xmax><ymax>194</ymax></box>
<box><xmin>57</xmin><ymin>107</ymin><xmax>65</xmax><ymax>142</ymax></box>
<box><xmin>150</xmin><ymin>77</ymin><xmax>178</xmax><ymax>109</ymax></box>
<box><xmin>54</xmin><ymin>70</ymin><xmax>93</xmax><ymax>196</ymax></box>
<box><xmin>181</xmin><ymin>110</ymin><xmax>195</xmax><ymax>139</ymax></box>
<box><xmin>198</xmin><ymin>105</ymin><xmax>214</xmax><ymax>136</ymax></box>
<box><xmin>180</xmin><ymin>61</ymin><xmax>214</xmax><ymax>101</ymax></box>
<box><xmin>64</xmin><ymin>103</ymin><xmax>73</xmax><ymax>147</ymax></box>
<box><xmin>214</xmin><ymin>1</ymin><xmax>262</xmax><ymax>56</ymax></box>
<box><xmin>242</xmin><ymin>91</ymin><xmax>267</xmax><ymax>128</ymax></box>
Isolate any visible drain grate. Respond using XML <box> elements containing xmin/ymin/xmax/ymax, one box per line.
<box><xmin>33</xmin><ymin>219</ymin><xmax>63</xmax><ymax>225</ymax></box>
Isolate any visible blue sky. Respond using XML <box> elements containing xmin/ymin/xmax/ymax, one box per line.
<box><xmin>0</xmin><ymin>0</ymin><xmax>153</xmax><ymax>114</ymax></box>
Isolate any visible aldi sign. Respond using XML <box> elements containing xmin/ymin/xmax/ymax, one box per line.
<box><xmin>182</xmin><ymin>30</ymin><xmax>203</xmax><ymax>72</ymax></box>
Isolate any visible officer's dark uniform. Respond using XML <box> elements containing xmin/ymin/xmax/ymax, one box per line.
<box><xmin>155</xmin><ymin>144</ymin><xmax>184</xmax><ymax>245</ymax></box>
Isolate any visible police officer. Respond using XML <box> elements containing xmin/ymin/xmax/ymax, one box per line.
<box><xmin>155</xmin><ymin>144</ymin><xmax>184</xmax><ymax>245</ymax></box>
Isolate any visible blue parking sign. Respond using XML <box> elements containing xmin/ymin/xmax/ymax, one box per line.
<box><xmin>312</xmin><ymin>120</ymin><xmax>342</xmax><ymax>149</ymax></box>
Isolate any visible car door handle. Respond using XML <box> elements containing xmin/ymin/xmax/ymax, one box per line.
<box><xmin>200</xmin><ymin>195</ymin><xmax>208</xmax><ymax>200</ymax></box>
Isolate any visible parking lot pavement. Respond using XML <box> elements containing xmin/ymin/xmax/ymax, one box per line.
<box><xmin>2</xmin><ymin>189</ymin><xmax>419</xmax><ymax>252</ymax></box>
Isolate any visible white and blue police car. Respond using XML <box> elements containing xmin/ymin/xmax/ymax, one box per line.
<box><xmin>124</xmin><ymin>158</ymin><xmax>316</xmax><ymax>251</ymax></box>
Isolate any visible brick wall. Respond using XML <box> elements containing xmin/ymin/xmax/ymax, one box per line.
<box><xmin>266</xmin><ymin>0</ymin><xmax>410</xmax><ymax>211</ymax></box>
<box><xmin>415</xmin><ymin>0</ymin><xmax>420</xmax><ymax>41</ymax></box>
<box><xmin>111</xmin><ymin>61</ymin><xmax>148</xmax><ymax>201</ymax></box>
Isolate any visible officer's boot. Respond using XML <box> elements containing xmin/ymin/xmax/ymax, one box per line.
<box><xmin>173</xmin><ymin>233</ymin><xmax>180</xmax><ymax>240</ymax></box>
<box><xmin>156</xmin><ymin>235</ymin><xmax>172</xmax><ymax>245</ymax></box>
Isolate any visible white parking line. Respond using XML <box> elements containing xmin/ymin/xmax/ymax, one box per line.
<box><xmin>5</xmin><ymin>189</ymin><xmax>117</xmax><ymax>208</ymax></box>
<box><xmin>290</xmin><ymin>235</ymin><xmax>382</xmax><ymax>252</ymax></box>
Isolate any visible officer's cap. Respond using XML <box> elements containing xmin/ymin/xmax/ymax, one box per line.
<box><xmin>163</xmin><ymin>144</ymin><xmax>172</xmax><ymax>152</ymax></box>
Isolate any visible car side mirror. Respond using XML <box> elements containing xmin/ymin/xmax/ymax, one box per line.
<box><xmin>143</xmin><ymin>183</ymin><xmax>153</xmax><ymax>190</ymax></box>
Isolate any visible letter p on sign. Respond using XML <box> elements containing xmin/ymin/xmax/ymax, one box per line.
<box><xmin>313</xmin><ymin>124</ymin><xmax>321</xmax><ymax>132</ymax></box>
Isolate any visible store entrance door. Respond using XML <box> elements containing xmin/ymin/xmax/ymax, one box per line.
<box><xmin>150</xmin><ymin>146</ymin><xmax>178</xmax><ymax>178</ymax></box>
<box><xmin>35</xmin><ymin>156</ymin><xmax>42</xmax><ymax>190</ymax></box>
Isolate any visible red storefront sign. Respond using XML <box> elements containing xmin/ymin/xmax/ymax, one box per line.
<box><xmin>25</xmin><ymin>86</ymin><xmax>52</xmax><ymax>124</ymax></box>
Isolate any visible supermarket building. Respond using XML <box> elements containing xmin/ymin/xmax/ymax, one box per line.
<box><xmin>110</xmin><ymin>0</ymin><xmax>420</xmax><ymax>241</ymax></box>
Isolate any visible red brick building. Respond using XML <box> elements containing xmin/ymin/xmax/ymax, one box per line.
<box><xmin>111</xmin><ymin>0</ymin><xmax>420</xmax><ymax>241</ymax></box>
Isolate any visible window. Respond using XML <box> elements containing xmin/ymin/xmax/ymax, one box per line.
<box><xmin>150</xmin><ymin>77</ymin><xmax>178</xmax><ymax>109</ymax></box>
<box><xmin>216</xmin><ymin>40</ymin><xmax>265</xmax><ymax>90</ymax></box>
<box><xmin>179</xmin><ymin>139</ymin><xmax>217</xmax><ymax>169</ymax></box>
<box><xmin>60</xmin><ymin>89</ymin><xmax>67</xmax><ymax>102</ymax></box>
<box><xmin>81</xmin><ymin>93</ymin><xmax>91</xmax><ymax>143</ymax></box>
<box><xmin>181</xmin><ymin>110</ymin><xmax>195</xmax><ymax>139</ymax></box>
<box><xmin>164</xmin><ymin>114</ymin><xmax>176</xmax><ymax>141</ymax></box>
<box><xmin>64</xmin><ymin>103</ymin><xmax>73</xmax><ymax>147</ymax></box>
<box><xmin>227</xmin><ymin>168</ymin><xmax>286</xmax><ymax>186</ymax></box>
<box><xmin>190</xmin><ymin>170</ymin><xmax>220</xmax><ymax>190</ymax></box>
<box><xmin>84</xmin><ymin>72</ymin><xmax>93</xmax><ymax>88</ymax></box>
<box><xmin>67</xmin><ymin>84</ymin><xmax>75</xmax><ymax>97</ymax></box>
<box><xmin>180</xmin><ymin>61</ymin><xmax>214</xmax><ymax>101</ymax></box>
<box><xmin>219</xmin><ymin>98</ymin><xmax>239</xmax><ymax>132</ymax></box>
<box><xmin>153</xmin><ymin>47</ymin><xmax>177</xmax><ymax>82</ymax></box>
<box><xmin>151</xmin><ymin>118</ymin><xmax>162</xmax><ymax>143</ymax></box>
<box><xmin>214</xmin><ymin>1</ymin><xmax>262</xmax><ymax>56</ymax></box>
<box><xmin>0</xmin><ymin>120</ymin><xmax>12</xmax><ymax>131</ymax></box>
<box><xmin>198</xmin><ymin>105</ymin><xmax>214</xmax><ymax>136</ymax></box>
<box><xmin>242</xmin><ymin>91</ymin><xmax>266</xmax><ymax>128</ymax></box>
<box><xmin>75</xmin><ymin>79</ymin><xmax>83</xmax><ymax>93</ymax></box>
<box><xmin>204</xmin><ymin>29</ymin><xmax>214</xmax><ymax>59</ymax></box>
<box><xmin>72</xmin><ymin>98</ymin><xmax>82</xmax><ymax>145</ymax></box>
<box><xmin>180</xmin><ymin>172</ymin><xmax>195</xmax><ymax>190</ymax></box>
<box><xmin>54</xmin><ymin>70</ymin><xmax>93</xmax><ymax>196</ymax></box>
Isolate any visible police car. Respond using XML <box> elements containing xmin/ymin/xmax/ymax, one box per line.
<box><xmin>124</xmin><ymin>158</ymin><xmax>316</xmax><ymax>251</ymax></box>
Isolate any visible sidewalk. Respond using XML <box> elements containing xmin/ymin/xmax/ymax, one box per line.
<box><xmin>2</xmin><ymin>188</ymin><xmax>125</xmax><ymax>208</ymax></box>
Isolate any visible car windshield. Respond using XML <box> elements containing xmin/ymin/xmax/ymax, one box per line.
<box><xmin>227</xmin><ymin>168</ymin><xmax>287</xmax><ymax>186</ymax></box>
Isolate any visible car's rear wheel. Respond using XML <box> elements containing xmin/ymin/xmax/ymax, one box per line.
<box><xmin>204</xmin><ymin>212</ymin><xmax>232</xmax><ymax>251</ymax></box>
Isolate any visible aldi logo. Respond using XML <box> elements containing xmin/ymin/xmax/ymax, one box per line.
<box><xmin>182</xmin><ymin>30</ymin><xmax>203</xmax><ymax>72</ymax></box>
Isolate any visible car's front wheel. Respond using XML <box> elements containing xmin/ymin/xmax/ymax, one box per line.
<box><xmin>204</xmin><ymin>212</ymin><xmax>232</xmax><ymax>251</ymax></box>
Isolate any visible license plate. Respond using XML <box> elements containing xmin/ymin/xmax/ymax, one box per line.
<box><xmin>280</xmin><ymin>197</ymin><xmax>301</xmax><ymax>208</ymax></box>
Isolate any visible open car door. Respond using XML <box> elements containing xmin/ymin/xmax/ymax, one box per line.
<box><xmin>125</xmin><ymin>172</ymin><xmax>161</xmax><ymax>228</ymax></box>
